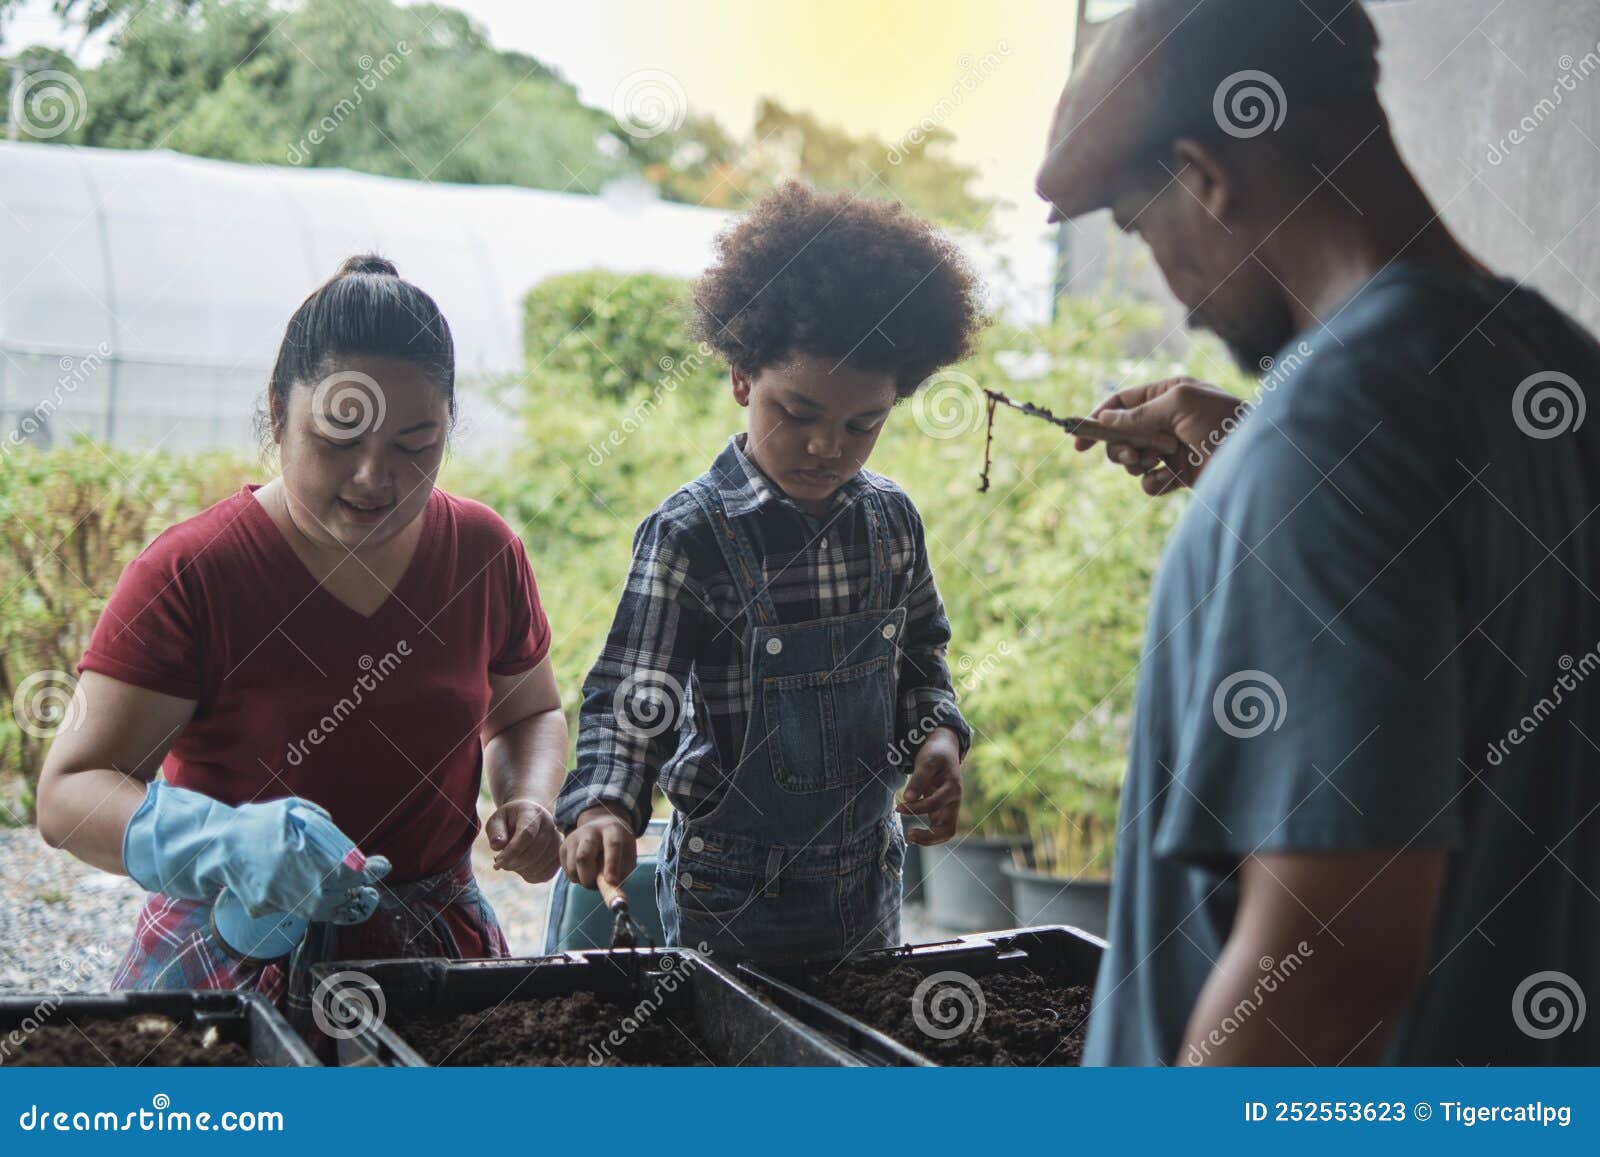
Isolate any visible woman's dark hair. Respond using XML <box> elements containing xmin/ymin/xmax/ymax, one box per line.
<box><xmin>266</xmin><ymin>253</ymin><xmax>455</xmax><ymax>438</ymax></box>
<box><xmin>690</xmin><ymin>182</ymin><xmax>986</xmax><ymax>399</ymax></box>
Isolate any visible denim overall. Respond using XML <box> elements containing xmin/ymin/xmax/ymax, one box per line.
<box><xmin>656</xmin><ymin>473</ymin><xmax>908</xmax><ymax>965</ymax></box>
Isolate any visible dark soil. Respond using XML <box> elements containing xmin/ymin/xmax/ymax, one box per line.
<box><xmin>394</xmin><ymin>990</ymin><xmax>712</xmax><ymax>1067</ymax></box>
<box><xmin>807</xmin><ymin>963</ymin><xmax>1093</xmax><ymax>1066</ymax></box>
<box><xmin>2</xmin><ymin>1014</ymin><xmax>255</xmax><ymax>1067</ymax></box>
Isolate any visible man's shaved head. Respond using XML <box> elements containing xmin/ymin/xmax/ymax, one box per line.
<box><xmin>1036</xmin><ymin>0</ymin><xmax>1397</xmax><ymax>370</ymax></box>
<box><xmin>1037</xmin><ymin>0</ymin><xmax>1380</xmax><ymax>221</ymax></box>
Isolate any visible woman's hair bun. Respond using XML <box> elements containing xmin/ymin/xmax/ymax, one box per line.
<box><xmin>336</xmin><ymin>253</ymin><xmax>399</xmax><ymax>278</ymax></box>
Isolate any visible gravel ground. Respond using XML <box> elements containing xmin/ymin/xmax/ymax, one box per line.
<box><xmin>0</xmin><ymin>804</ymin><xmax>948</xmax><ymax>994</ymax></box>
<box><xmin>0</xmin><ymin>810</ymin><xmax>551</xmax><ymax>994</ymax></box>
<box><xmin>0</xmin><ymin>825</ymin><xmax>146</xmax><ymax>993</ymax></box>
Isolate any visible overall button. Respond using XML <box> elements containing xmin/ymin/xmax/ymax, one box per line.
<box><xmin>687</xmin><ymin>836</ymin><xmax>705</xmax><ymax>853</ymax></box>
<box><xmin>881</xmin><ymin>623</ymin><xmax>898</xmax><ymax>640</ymax></box>
<box><xmin>679</xmin><ymin>871</ymin><xmax>695</xmax><ymax>888</ymax></box>
<box><xmin>765</xmin><ymin>637</ymin><xmax>784</xmax><ymax>655</ymax></box>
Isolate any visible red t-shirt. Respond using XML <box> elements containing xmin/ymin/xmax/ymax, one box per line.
<box><xmin>79</xmin><ymin>485</ymin><xmax>552</xmax><ymax>882</ymax></box>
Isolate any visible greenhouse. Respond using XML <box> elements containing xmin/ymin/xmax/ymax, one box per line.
<box><xmin>0</xmin><ymin>141</ymin><xmax>732</xmax><ymax>453</ymax></box>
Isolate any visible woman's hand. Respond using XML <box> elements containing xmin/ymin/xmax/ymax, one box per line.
<box><xmin>481</xmin><ymin>659</ymin><xmax>568</xmax><ymax>885</ymax></box>
<box><xmin>486</xmin><ymin>798</ymin><xmax>561</xmax><ymax>883</ymax></box>
<box><xmin>119</xmin><ymin>781</ymin><xmax>390</xmax><ymax>924</ymax></box>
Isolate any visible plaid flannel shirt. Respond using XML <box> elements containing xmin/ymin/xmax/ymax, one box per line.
<box><xmin>557</xmin><ymin>433</ymin><xmax>971</xmax><ymax>835</ymax></box>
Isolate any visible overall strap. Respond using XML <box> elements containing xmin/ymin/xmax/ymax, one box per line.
<box><xmin>685</xmin><ymin>474</ymin><xmax>779</xmax><ymax>628</ymax></box>
<box><xmin>859</xmin><ymin>482</ymin><xmax>897</xmax><ymax>613</ymax></box>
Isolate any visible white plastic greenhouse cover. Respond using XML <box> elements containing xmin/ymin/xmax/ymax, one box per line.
<box><xmin>0</xmin><ymin>142</ymin><xmax>733</xmax><ymax>454</ymax></box>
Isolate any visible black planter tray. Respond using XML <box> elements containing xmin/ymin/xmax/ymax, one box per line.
<box><xmin>0</xmin><ymin>990</ymin><xmax>320</xmax><ymax>1067</ymax></box>
<box><xmin>309</xmin><ymin>948</ymin><xmax>865</xmax><ymax>1067</ymax></box>
<box><xmin>736</xmin><ymin>924</ymin><xmax>1107</xmax><ymax>1066</ymax></box>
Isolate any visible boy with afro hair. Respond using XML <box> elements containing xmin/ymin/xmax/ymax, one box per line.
<box><xmin>556</xmin><ymin>183</ymin><xmax>987</xmax><ymax>963</ymax></box>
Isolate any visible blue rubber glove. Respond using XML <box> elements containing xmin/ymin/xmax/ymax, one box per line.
<box><xmin>121</xmin><ymin>781</ymin><xmax>391</xmax><ymax>926</ymax></box>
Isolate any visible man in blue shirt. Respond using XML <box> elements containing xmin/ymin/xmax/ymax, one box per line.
<box><xmin>1037</xmin><ymin>0</ymin><xmax>1599</xmax><ymax>1064</ymax></box>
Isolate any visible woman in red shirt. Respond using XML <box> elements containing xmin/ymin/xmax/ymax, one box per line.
<box><xmin>35</xmin><ymin>255</ymin><xmax>566</xmax><ymax>1018</ymax></box>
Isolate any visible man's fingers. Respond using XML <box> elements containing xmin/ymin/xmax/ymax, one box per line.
<box><xmin>1142</xmin><ymin>465</ymin><xmax>1184</xmax><ymax>496</ymax></box>
<box><xmin>1093</xmin><ymin>404</ymin><xmax>1182</xmax><ymax>456</ymax></box>
<box><xmin>1090</xmin><ymin>382</ymin><xmax>1158</xmax><ymax>417</ymax></box>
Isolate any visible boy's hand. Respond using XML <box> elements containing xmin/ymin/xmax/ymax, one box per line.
<box><xmin>486</xmin><ymin>799</ymin><xmax>561</xmax><ymax>883</ymax></box>
<box><xmin>559</xmin><ymin>803</ymin><xmax>639</xmax><ymax>888</ymax></box>
<box><xmin>897</xmin><ymin>726</ymin><xmax>963</xmax><ymax>845</ymax></box>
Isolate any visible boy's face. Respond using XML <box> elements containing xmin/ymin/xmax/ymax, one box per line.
<box><xmin>733</xmin><ymin>354</ymin><xmax>897</xmax><ymax>513</ymax></box>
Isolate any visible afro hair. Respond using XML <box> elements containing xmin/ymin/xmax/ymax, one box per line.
<box><xmin>690</xmin><ymin>182</ymin><xmax>986</xmax><ymax>399</ymax></box>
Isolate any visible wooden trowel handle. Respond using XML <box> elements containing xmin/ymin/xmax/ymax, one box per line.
<box><xmin>598</xmin><ymin>876</ymin><xmax>627</xmax><ymax>910</ymax></box>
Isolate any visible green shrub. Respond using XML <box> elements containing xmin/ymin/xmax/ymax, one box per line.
<box><xmin>0</xmin><ymin>441</ymin><xmax>254</xmax><ymax>820</ymax></box>
<box><xmin>521</xmin><ymin>271</ymin><xmax>717</xmax><ymax>404</ymax></box>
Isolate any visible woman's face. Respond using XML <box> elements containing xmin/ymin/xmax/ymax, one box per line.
<box><xmin>274</xmin><ymin>355</ymin><xmax>449</xmax><ymax>551</ymax></box>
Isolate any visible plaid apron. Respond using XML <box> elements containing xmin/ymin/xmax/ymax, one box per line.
<box><xmin>111</xmin><ymin>850</ymin><xmax>509</xmax><ymax>1037</ymax></box>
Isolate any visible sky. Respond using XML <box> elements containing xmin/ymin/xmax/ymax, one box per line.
<box><xmin>3</xmin><ymin>0</ymin><xmax>1081</xmax><ymax>210</ymax></box>
<box><xmin>446</xmin><ymin>0</ymin><xmax>1080</xmax><ymax>211</ymax></box>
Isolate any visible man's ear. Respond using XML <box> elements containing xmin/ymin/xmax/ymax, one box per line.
<box><xmin>730</xmin><ymin>368</ymin><xmax>753</xmax><ymax>408</ymax></box>
<box><xmin>1170</xmin><ymin>137</ymin><xmax>1235</xmax><ymax>225</ymax></box>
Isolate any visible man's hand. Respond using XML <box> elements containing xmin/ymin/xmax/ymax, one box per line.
<box><xmin>559</xmin><ymin>803</ymin><xmax>639</xmax><ymax>888</ymax></box>
<box><xmin>1075</xmin><ymin>376</ymin><xmax>1248</xmax><ymax>495</ymax></box>
<box><xmin>485</xmin><ymin>798</ymin><xmax>561</xmax><ymax>883</ymax></box>
<box><xmin>897</xmin><ymin>727</ymin><xmax>963</xmax><ymax>845</ymax></box>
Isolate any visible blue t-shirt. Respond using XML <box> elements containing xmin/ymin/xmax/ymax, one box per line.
<box><xmin>1085</xmin><ymin>263</ymin><xmax>1600</xmax><ymax>1065</ymax></box>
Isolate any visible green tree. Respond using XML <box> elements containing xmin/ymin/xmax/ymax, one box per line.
<box><xmin>3</xmin><ymin>1</ymin><xmax>996</xmax><ymax>227</ymax></box>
